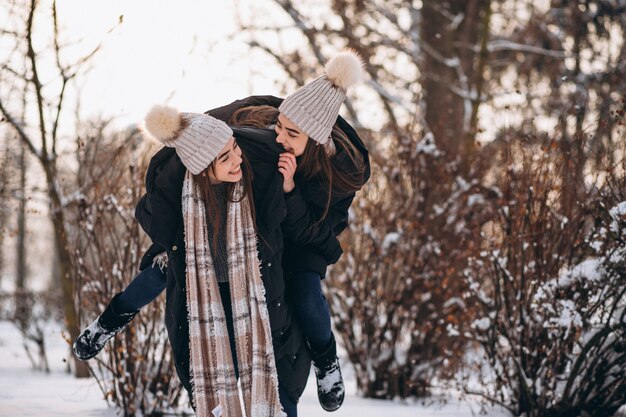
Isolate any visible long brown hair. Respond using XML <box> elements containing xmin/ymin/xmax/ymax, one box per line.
<box><xmin>192</xmin><ymin>152</ymin><xmax>256</xmax><ymax>248</ymax></box>
<box><xmin>229</xmin><ymin>105</ymin><xmax>366</xmax><ymax>222</ymax></box>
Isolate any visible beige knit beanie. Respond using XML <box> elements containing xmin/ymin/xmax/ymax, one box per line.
<box><xmin>279</xmin><ymin>50</ymin><xmax>365</xmax><ymax>154</ymax></box>
<box><xmin>143</xmin><ymin>105</ymin><xmax>233</xmax><ymax>175</ymax></box>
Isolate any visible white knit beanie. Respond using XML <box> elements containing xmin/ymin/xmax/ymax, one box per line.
<box><xmin>143</xmin><ymin>105</ymin><xmax>233</xmax><ymax>175</ymax></box>
<box><xmin>278</xmin><ymin>50</ymin><xmax>365</xmax><ymax>154</ymax></box>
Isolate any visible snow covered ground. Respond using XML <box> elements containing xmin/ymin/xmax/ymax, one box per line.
<box><xmin>0</xmin><ymin>320</ymin><xmax>507</xmax><ymax>417</ymax></box>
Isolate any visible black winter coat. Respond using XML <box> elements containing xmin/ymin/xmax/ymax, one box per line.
<box><xmin>207</xmin><ymin>95</ymin><xmax>371</xmax><ymax>278</ymax></box>
<box><xmin>135</xmin><ymin>127</ymin><xmax>311</xmax><ymax>403</ymax></box>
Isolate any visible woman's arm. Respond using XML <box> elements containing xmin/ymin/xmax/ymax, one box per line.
<box><xmin>281</xmin><ymin>186</ymin><xmax>356</xmax><ymax>264</ymax></box>
<box><xmin>206</xmin><ymin>95</ymin><xmax>283</xmax><ymax>123</ymax></box>
<box><xmin>135</xmin><ymin>147</ymin><xmax>186</xmax><ymax>249</ymax></box>
<box><xmin>277</xmin><ymin>147</ymin><xmax>357</xmax><ymax>264</ymax></box>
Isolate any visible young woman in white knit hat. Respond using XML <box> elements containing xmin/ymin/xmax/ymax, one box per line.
<box><xmin>208</xmin><ymin>50</ymin><xmax>370</xmax><ymax>412</ymax></box>
<box><xmin>76</xmin><ymin>109</ymin><xmax>312</xmax><ymax>416</ymax></box>
<box><xmin>73</xmin><ymin>50</ymin><xmax>370</xmax><ymax>414</ymax></box>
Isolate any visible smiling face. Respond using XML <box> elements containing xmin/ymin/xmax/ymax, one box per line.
<box><xmin>207</xmin><ymin>137</ymin><xmax>243</xmax><ymax>184</ymax></box>
<box><xmin>275</xmin><ymin>113</ymin><xmax>309</xmax><ymax>156</ymax></box>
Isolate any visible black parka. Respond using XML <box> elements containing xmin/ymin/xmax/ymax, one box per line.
<box><xmin>207</xmin><ymin>95</ymin><xmax>371</xmax><ymax>278</ymax></box>
<box><xmin>135</xmin><ymin>127</ymin><xmax>311</xmax><ymax>403</ymax></box>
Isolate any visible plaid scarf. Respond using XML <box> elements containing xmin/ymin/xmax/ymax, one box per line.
<box><xmin>182</xmin><ymin>171</ymin><xmax>285</xmax><ymax>417</ymax></box>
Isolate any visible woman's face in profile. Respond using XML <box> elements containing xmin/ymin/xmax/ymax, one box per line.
<box><xmin>275</xmin><ymin>113</ymin><xmax>309</xmax><ymax>156</ymax></box>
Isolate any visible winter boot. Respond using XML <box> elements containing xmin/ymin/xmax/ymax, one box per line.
<box><xmin>72</xmin><ymin>293</ymin><xmax>139</xmax><ymax>361</ymax></box>
<box><xmin>310</xmin><ymin>334</ymin><xmax>345</xmax><ymax>412</ymax></box>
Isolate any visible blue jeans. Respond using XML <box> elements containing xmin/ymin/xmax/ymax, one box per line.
<box><xmin>289</xmin><ymin>270</ymin><xmax>333</xmax><ymax>352</ymax></box>
<box><xmin>116</xmin><ymin>262</ymin><xmax>167</xmax><ymax>313</ymax></box>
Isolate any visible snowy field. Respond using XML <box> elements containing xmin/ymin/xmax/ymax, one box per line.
<box><xmin>0</xmin><ymin>320</ymin><xmax>508</xmax><ymax>417</ymax></box>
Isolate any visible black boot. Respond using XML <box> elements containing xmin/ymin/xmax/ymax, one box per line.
<box><xmin>310</xmin><ymin>334</ymin><xmax>345</xmax><ymax>412</ymax></box>
<box><xmin>72</xmin><ymin>293</ymin><xmax>138</xmax><ymax>361</ymax></box>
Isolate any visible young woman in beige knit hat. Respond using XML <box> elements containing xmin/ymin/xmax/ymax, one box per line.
<box><xmin>73</xmin><ymin>50</ymin><xmax>370</xmax><ymax>414</ymax></box>
<box><xmin>75</xmin><ymin>108</ymin><xmax>313</xmax><ymax>416</ymax></box>
<box><xmin>208</xmin><ymin>50</ymin><xmax>370</xmax><ymax>412</ymax></box>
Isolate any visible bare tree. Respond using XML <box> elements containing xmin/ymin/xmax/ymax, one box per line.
<box><xmin>0</xmin><ymin>0</ymin><xmax>120</xmax><ymax>377</ymax></box>
<box><xmin>68</xmin><ymin>121</ymin><xmax>185</xmax><ymax>416</ymax></box>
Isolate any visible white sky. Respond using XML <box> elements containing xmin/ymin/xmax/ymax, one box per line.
<box><xmin>54</xmin><ymin>0</ymin><xmax>286</xmax><ymax>129</ymax></box>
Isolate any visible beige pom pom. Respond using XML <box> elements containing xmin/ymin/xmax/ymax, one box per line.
<box><xmin>325</xmin><ymin>50</ymin><xmax>365</xmax><ymax>90</ymax></box>
<box><xmin>144</xmin><ymin>105</ymin><xmax>181</xmax><ymax>142</ymax></box>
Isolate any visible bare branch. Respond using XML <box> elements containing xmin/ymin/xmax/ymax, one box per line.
<box><xmin>0</xmin><ymin>64</ymin><xmax>29</xmax><ymax>81</ymax></box>
<box><xmin>487</xmin><ymin>39</ymin><xmax>567</xmax><ymax>58</ymax></box>
<box><xmin>247</xmin><ymin>40</ymin><xmax>302</xmax><ymax>84</ymax></box>
<box><xmin>275</xmin><ymin>0</ymin><xmax>326</xmax><ymax>66</ymax></box>
<box><xmin>25</xmin><ymin>0</ymin><xmax>48</xmax><ymax>159</ymax></box>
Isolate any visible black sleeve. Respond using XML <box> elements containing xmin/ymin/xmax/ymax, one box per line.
<box><xmin>206</xmin><ymin>95</ymin><xmax>283</xmax><ymax>122</ymax></box>
<box><xmin>135</xmin><ymin>148</ymin><xmax>186</xmax><ymax>249</ymax></box>
<box><xmin>281</xmin><ymin>186</ymin><xmax>356</xmax><ymax>264</ymax></box>
<box><xmin>135</xmin><ymin>189</ymin><xmax>180</xmax><ymax>249</ymax></box>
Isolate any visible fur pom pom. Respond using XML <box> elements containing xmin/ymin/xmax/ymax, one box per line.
<box><xmin>325</xmin><ymin>50</ymin><xmax>365</xmax><ymax>90</ymax></box>
<box><xmin>144</xmin><ymin>105</ymin><xmax>181</xmax><ymax>142</ymax></box>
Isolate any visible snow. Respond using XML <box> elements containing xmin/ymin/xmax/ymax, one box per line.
<box><xmin>609</xmin><ymin>202</ymin><xmax>626</xmax><ymax>235</ymax></box>
<box><xmin>550</xmin><ymin>300</ymin><xmax>583</xmax><ymax>329</ymax></box>
<box><xmin>381</xmin><ymin>232</ymin><xmax>401</xmax><ymax>252</ymax></box>
<box><xmin>0</xmin><ymin>321</ymin><xmax>508</xmax><ymax>417</ymax></box>
<box><xmin>466</xmin><ymin>193</ymin><xmax>485</xmax><ymax>207</ymax></box>
<box><xmin>414</xmin><ymin>132</ymin><xmax>440</xmax><ymax>156</ymax></box>
<box><xmin>0</xmin><ymin>321</ymin><xmax>115</xmax><ymax>417</ymax></box>
<box><xmin>472</xmin><ymin>317</ymin><xmax>491</xmax><ymax>331</ymax></box>
<box><xmin>568</xmin><ymin>258</ymin><xmax>603</xmax><ymax>282</ymax></box>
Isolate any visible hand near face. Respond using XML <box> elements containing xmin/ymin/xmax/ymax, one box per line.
<box><xmin>278</xmin><ymin>152</ymin><xmax>297</xmax><ymax>193</ymax></box>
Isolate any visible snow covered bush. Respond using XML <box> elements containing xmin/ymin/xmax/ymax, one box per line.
<box><xmin>461</xmin><ymin>137</ymin><xmax>626</xmax><ymax>417</ymax></box>
<box><xmin>328</xmin><ymin>131</ymin><xmax>498</xmax><ymax>399</ymax></box>
<box><xmin>68</xmin><ymin>123</ymin><xmax>184</xmax><ymax>416</ymax></box>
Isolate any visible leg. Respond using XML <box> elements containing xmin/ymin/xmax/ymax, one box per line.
<box><xmin>289</xmin><ymin>270</ymin><xmax>345</xmax><ymax>412</ymax></box>
<box><xmin>278</xmin><ymin>383</ymin><xmax>298</xmax><ymax>417</ymax></box>
<box><xmin>73</xmin><ymin>261</ymin><xmax>167</xmax><ymax>360</ymax></box>
<box><xmin>289</xmin><ymin>271</ymin><xmax>332</xmax><ymax>351</ymax></box>
<box><xmin>116</xmin><ymin>262</ymin><xmax>168</xmax><ymax>312</ymax></box>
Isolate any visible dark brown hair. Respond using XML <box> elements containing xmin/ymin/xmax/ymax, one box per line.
<box><xmin>228</xmin><ymin>105</ymin><xmax>366</xmax><ymax>222</ymax></box>
<box><xmin>192</xmin><ymin>152</ymin><xmax>256</xmax><ymax>248</ymax></box>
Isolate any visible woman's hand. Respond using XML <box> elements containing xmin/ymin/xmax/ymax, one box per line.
<box><xmin>278</xmin><ymin>152</ymin><xmax>297</xmax><ymax>193</ymax></box>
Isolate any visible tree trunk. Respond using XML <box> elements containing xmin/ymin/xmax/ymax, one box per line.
<box><xmin>0</xmin><ymin>133</ymin><xmax>9</xmax><ymax>288</ymax></box>
<box><xmin>420</xmin><ymin>0</ymin><xmax>489</xmax><ymax>173</ymax></box>
<box><xmin>16</xmin><ymin>140</ymin><xmax>28</xmax><ymax>326</ymax></box>
<box><xmin>44</xmin><ymin>168</ymin><xmax>90</xmax><ymax>378</ymax></box>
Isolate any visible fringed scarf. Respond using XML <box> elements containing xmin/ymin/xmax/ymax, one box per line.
<box><xmin>182</xmin><ymin>171</ymin><xmax>285</xmax><ymax>417</ymax></box>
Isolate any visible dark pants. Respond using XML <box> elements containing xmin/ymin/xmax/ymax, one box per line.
<box><xmin>116</xmin><ymin>262</ymin><xmax>167</xmax><ymax>313</ymax></box>
<box><xmin>289</xmin><ymin>270</ymin><xmax>333</xmax><ymax>352</ymax></box>
<box><xmin>290</xmin><ymin>271</ymin><xmax>332</xmax><ymax>352</ymax></box>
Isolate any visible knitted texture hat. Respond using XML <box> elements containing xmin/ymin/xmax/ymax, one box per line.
<box><xmin>278</xmin><ymin>50</ymin><xmax>365</xmax><ymax>153</ymax></box>
<box><xmin>143</xmin><ymin>105</ymin><xmax>233</xmax><ymax>175</ymax></box>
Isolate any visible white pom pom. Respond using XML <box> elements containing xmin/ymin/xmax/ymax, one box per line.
<box><xmin>144</xmin><ymin>105</ymin><xmax>181</xmax><ymax>142</ymax></box>
<box><xmin>325</xmin><ymin>50</ymin><xmax>365</xmax><ymax>90</ymax></box>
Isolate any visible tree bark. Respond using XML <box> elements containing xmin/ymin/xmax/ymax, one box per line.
<box><xmin>0</xmin><ymin>133</ymin><xmax>9</xmax><ymax>288</ymax></box>
<box><xmin>16</xmin><ymin>139</ymin><xmax>28</xmax><ymax>325</ymax></box>
<box><xmin>45</xmin><ymin>170</ymin><xmax>90</xmax><ymax>378</ymax></box>
<box><xmin>420</xmin><ymin>0</ymin><xmax>490</xmax><ymax>172</ymax></box>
